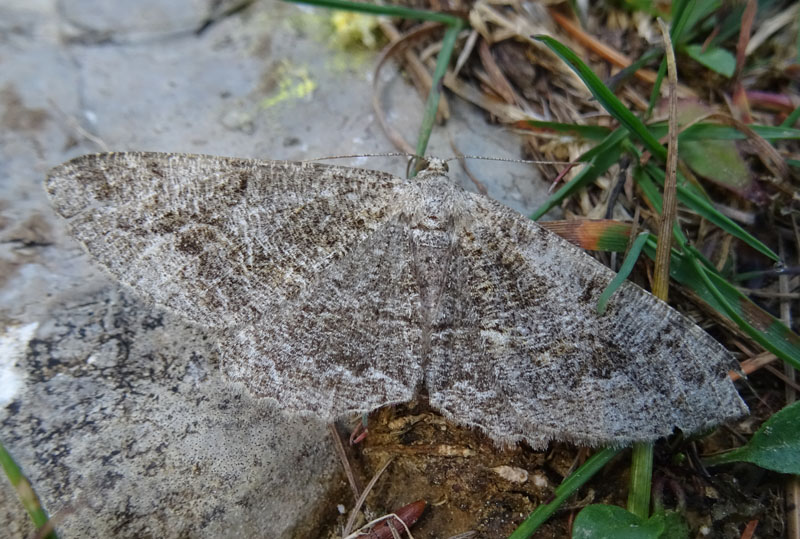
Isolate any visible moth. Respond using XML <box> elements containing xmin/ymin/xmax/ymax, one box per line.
<box><xmin>46</xmin><ymin>152</ymin><xmax>747</xmax><ymax>447</ymax></box>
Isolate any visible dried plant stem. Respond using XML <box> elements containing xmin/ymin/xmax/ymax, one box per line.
<box><xmin>652</xmin><ymin>18</ymin><xmax>679</xmax><ymax>302</ymax></box>
<box><xmin>628</xmin><ymin>17</ymin><xmax>679</xmax><ymax>520</ymax></box>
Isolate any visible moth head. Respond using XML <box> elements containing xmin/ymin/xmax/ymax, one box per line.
<box><xmin>412</xmin><ymin>157</ymin><xmax>449</xmax><ymax>178</ymax></box>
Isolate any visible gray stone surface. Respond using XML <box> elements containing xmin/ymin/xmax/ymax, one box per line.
<box><xmin>0</xmin><ymin>0</ymin><xmax>551</xmax><ymax>536</ymax></box>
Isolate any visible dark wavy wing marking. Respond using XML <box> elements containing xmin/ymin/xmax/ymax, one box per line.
<box><xmin>46</xmin><ymin>152</ymin><xmax>406</xmax><ymax>327</ymax></box>
<box><xmin>427</xmin><ymin>193</ymin><xmax>747</xmax><ymax>448</ymax></box>
<box><xmin>223</xmin><ymin>220</ymin><xmax>424</xmax><ymax>419</ymax></box>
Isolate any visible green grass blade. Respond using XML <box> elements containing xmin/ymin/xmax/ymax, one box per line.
<box><xmin>534</xmin><ymin>36</ymin><xmax>667</xmax><ymax>161</ymax></box>
<box><xmin>781</xmin><ymin>105</ymin><xmax>800</xmax><ymax>127</ymax></box>
<box><xmin>530</xmin><ymin>131</ymin><xmax>624</xmax><ymax>221</ymax></box>
<box><xmin>646</xmin><ymin>0</ymin><xmax>698</xmax><ymax>118</ymax></box>
<box><xmin>579</xmin><ymin>126</ymin><xmax>629</xmax><ymax>162</ymax></box>
<box><xmin>607</xmin><ymin>48</ymin><xmax>662</xmax><ymax>92</ymax></box>
<box><xmin>646</xmin><ymin>60</ymin><xmax>667</xmax><ymax>119</ymax></box>
<box><xmin>541</xmin><ymin>219</ymin><xmax>634</xmax><ymax>252</ymax></box>
<box><xmin>633</xmin><ymin>167</ymin><xmax>690</xmax><ymax>247</ymax></box>
<box><xmin>644</xmin><ymin>243</ymin><xmax>800</xmax><ymax>369</ymax></box>
<box><xmin>0</xmin><ymin>440</ymin><xmax>56</xmax><ymax>538</ymax></box>
<box><xmin>643</xmin><ymin>164</ymin><xmax>779</xmax><ymax>262</ymax></box>
<box><xmin>647</xmin><ymin>122</ymin><xmax>800</xmax><ymax>141</ymax></box>
<box><xmin>508</xmin><ymin>446</ymin><xmax>623</xmax><ymax>538</ymax></box>
<box><xmin>678</xmin><ymin>0</ymin><xmax>722</xmax><ymax>44</ymax></box>
<box><xmin>285</xmin><ymin>0</ymin><xmax>460</xmax><ymax>24</ymax></box>
<box><xmin>627</xmin><ymin>443</ymin><xmax>654</xmax><ymax>520</ymax></box>
<box><xmin>670</xmin><ymin>0</ymin><xmax>699</xmax><ymax>43</ymax></box>
<box><xmin>414</xmin><ymin>19</ymin><xmax>463</xmax><ymax>159</ymax></box>
<box><xmin>597</xmin><ymin>231</ymin><xmax>650</xmax><ymax>315</ymax></box>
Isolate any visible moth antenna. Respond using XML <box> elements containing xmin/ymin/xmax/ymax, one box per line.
<box><xmin>302</xmin><ymin>152</ymin><xmax>417</xmax><ymax>163</ymax></box>
<box><xmin>444</xmin><ymin>155</ymin><xmax>576</xmax><ymax>166</ymax></box>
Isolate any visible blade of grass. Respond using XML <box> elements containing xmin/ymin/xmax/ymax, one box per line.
<box><xmin>684</xmin><ymin>247</ymin><xmax>800</xmax><ymax>370</ymax></box>
<box><xmin>530</xmin><ymin>130</ymin><xmax>624</xmax><ymax>221</ymax></box>
<box><xmin>639</xmin><ymin>240</ymin><xmax>800</xmax><ymax>369</ymax></box>
<box><xmin>781</xmin><ymin>105</ymin><xmax>800</xmax><ymax>127</ymax></box>
<box><xmin>414</xmin><ymin>19</ymin><xmax>463</xmax><ymax>161</ymax></box>
<box><xmin>286</xmin><ymin>0</ymin><xmax>459</xmax><ymax>24</ymax></box>
<box><xmin>578</xmin><ymin>126</ymin><xmax>629</xmax><ymax>162</ymax></box>
<box><xmin>646</xmin><ymin>0</ymin><xmax>700</xmax><ymax>118</ymax></box>
<box><xmin>596</xmin><ymin>231</ymin><xmax>650</xmax><ymax>315</ymax></box>
<box><xmin>0</xmin><ymin>440</ymin><xmax>56</xmax><ymax>538</ymax></box>
<box><xmin>508</xmin><ymin>447</ymin><xmax>623</xmax><ymax>538</ymax></box>
<box><xmin>540</xmin><ymin>220</ymin><xmax>634</xmax><ymax>252</ymax></box>
<box><xmin>651</xmin><ymin>17</ymin><xmax>680</xmax><ymax>301</ymax></box>
<box><xmin>606</xmin><ymin>48</ymin><xmax>663</xmax><ymax>92</ymax></box>
<box><xmin>643</xmin><ymin>163</ymin><xmax>779</xmax><ymax>262</ymax></box>
<box><xmin>627</xmin><ymin>443</ymin><xmax>654</xmax><ymax>519</ymax></box>
<box><xmin>646</xmin><ymin>58</ymin><xmax>667</xmax><ymax>120</ymax></box>
<box><xmin>628</xmin><ymin>19</ymin><xmax>679</xmax><ymax>521</ymax></box>
<box><xmin>669</xmin><ymin>0</ymin><xmax>699</xmax><ymax>44</ymax></box>
<box><xmin>633</xmin><ymin>167</ymin><xmax>690</xmax><ymax>247</ymax></box>
<box><xmin>672</xmin><ymin>123</ymin><xmax>800</xmax><ymax>140</ymax></box>
<box><xmin>534</xmin><ymin>36</ymin><xmax>667</xmax><ymax>161</ymax></box>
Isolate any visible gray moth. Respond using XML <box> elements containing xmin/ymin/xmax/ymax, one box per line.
<box><xmin>46</xmin><ymin>152</ymin><xmax>747</xmax><ymax>448</ymax></box>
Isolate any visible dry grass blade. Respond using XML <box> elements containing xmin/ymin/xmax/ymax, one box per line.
<box><xmin>652</xmin><ymin>18</ymin><xmax>679</xmax><ymax>301</ymax></box>
<box><xmin>731</xmin><ymin>351</ymin><xmax>778</xmax><ymax>381</ymax></box>
<box><xmin>625</xmin><ymin>16</ymin><xmax>678</xmax><ymax>519</ymax></box>
<box><xmin>547</xmin><ymin>9</ymin><xmax>657</xmax><ymax>86</ymax></box>
<box><xmin>477</xmin><ymin>38</ymin><xmax>521</xmax><ymax>106</ymax></box>
<box><xmin>469</xmin><ymin>1</ymin><xmax>587</xmax><ymax>96</ymax></box>
<box><xmin>343</xmin><ymin>456</ymin><xmax>395</xmax><ymax>536</ymax></box>
<box><xmin>734</xmin><ymin>0</ymin><xmax>758</xmax><ymax>82</ymax></box>
<box><xmin>442</xmin><ymin>72</ymin><xmax>532</xmax><ymax>123</ymax></box>
<box><xmin>746</xmin><ymin>3</ymin><xmax>800</xmax><ymax>55</ymax></box>
<box><xmin>452</xmin><ymin>28</ymin><xmax>478</xmax><ymax>76</ymax></box>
